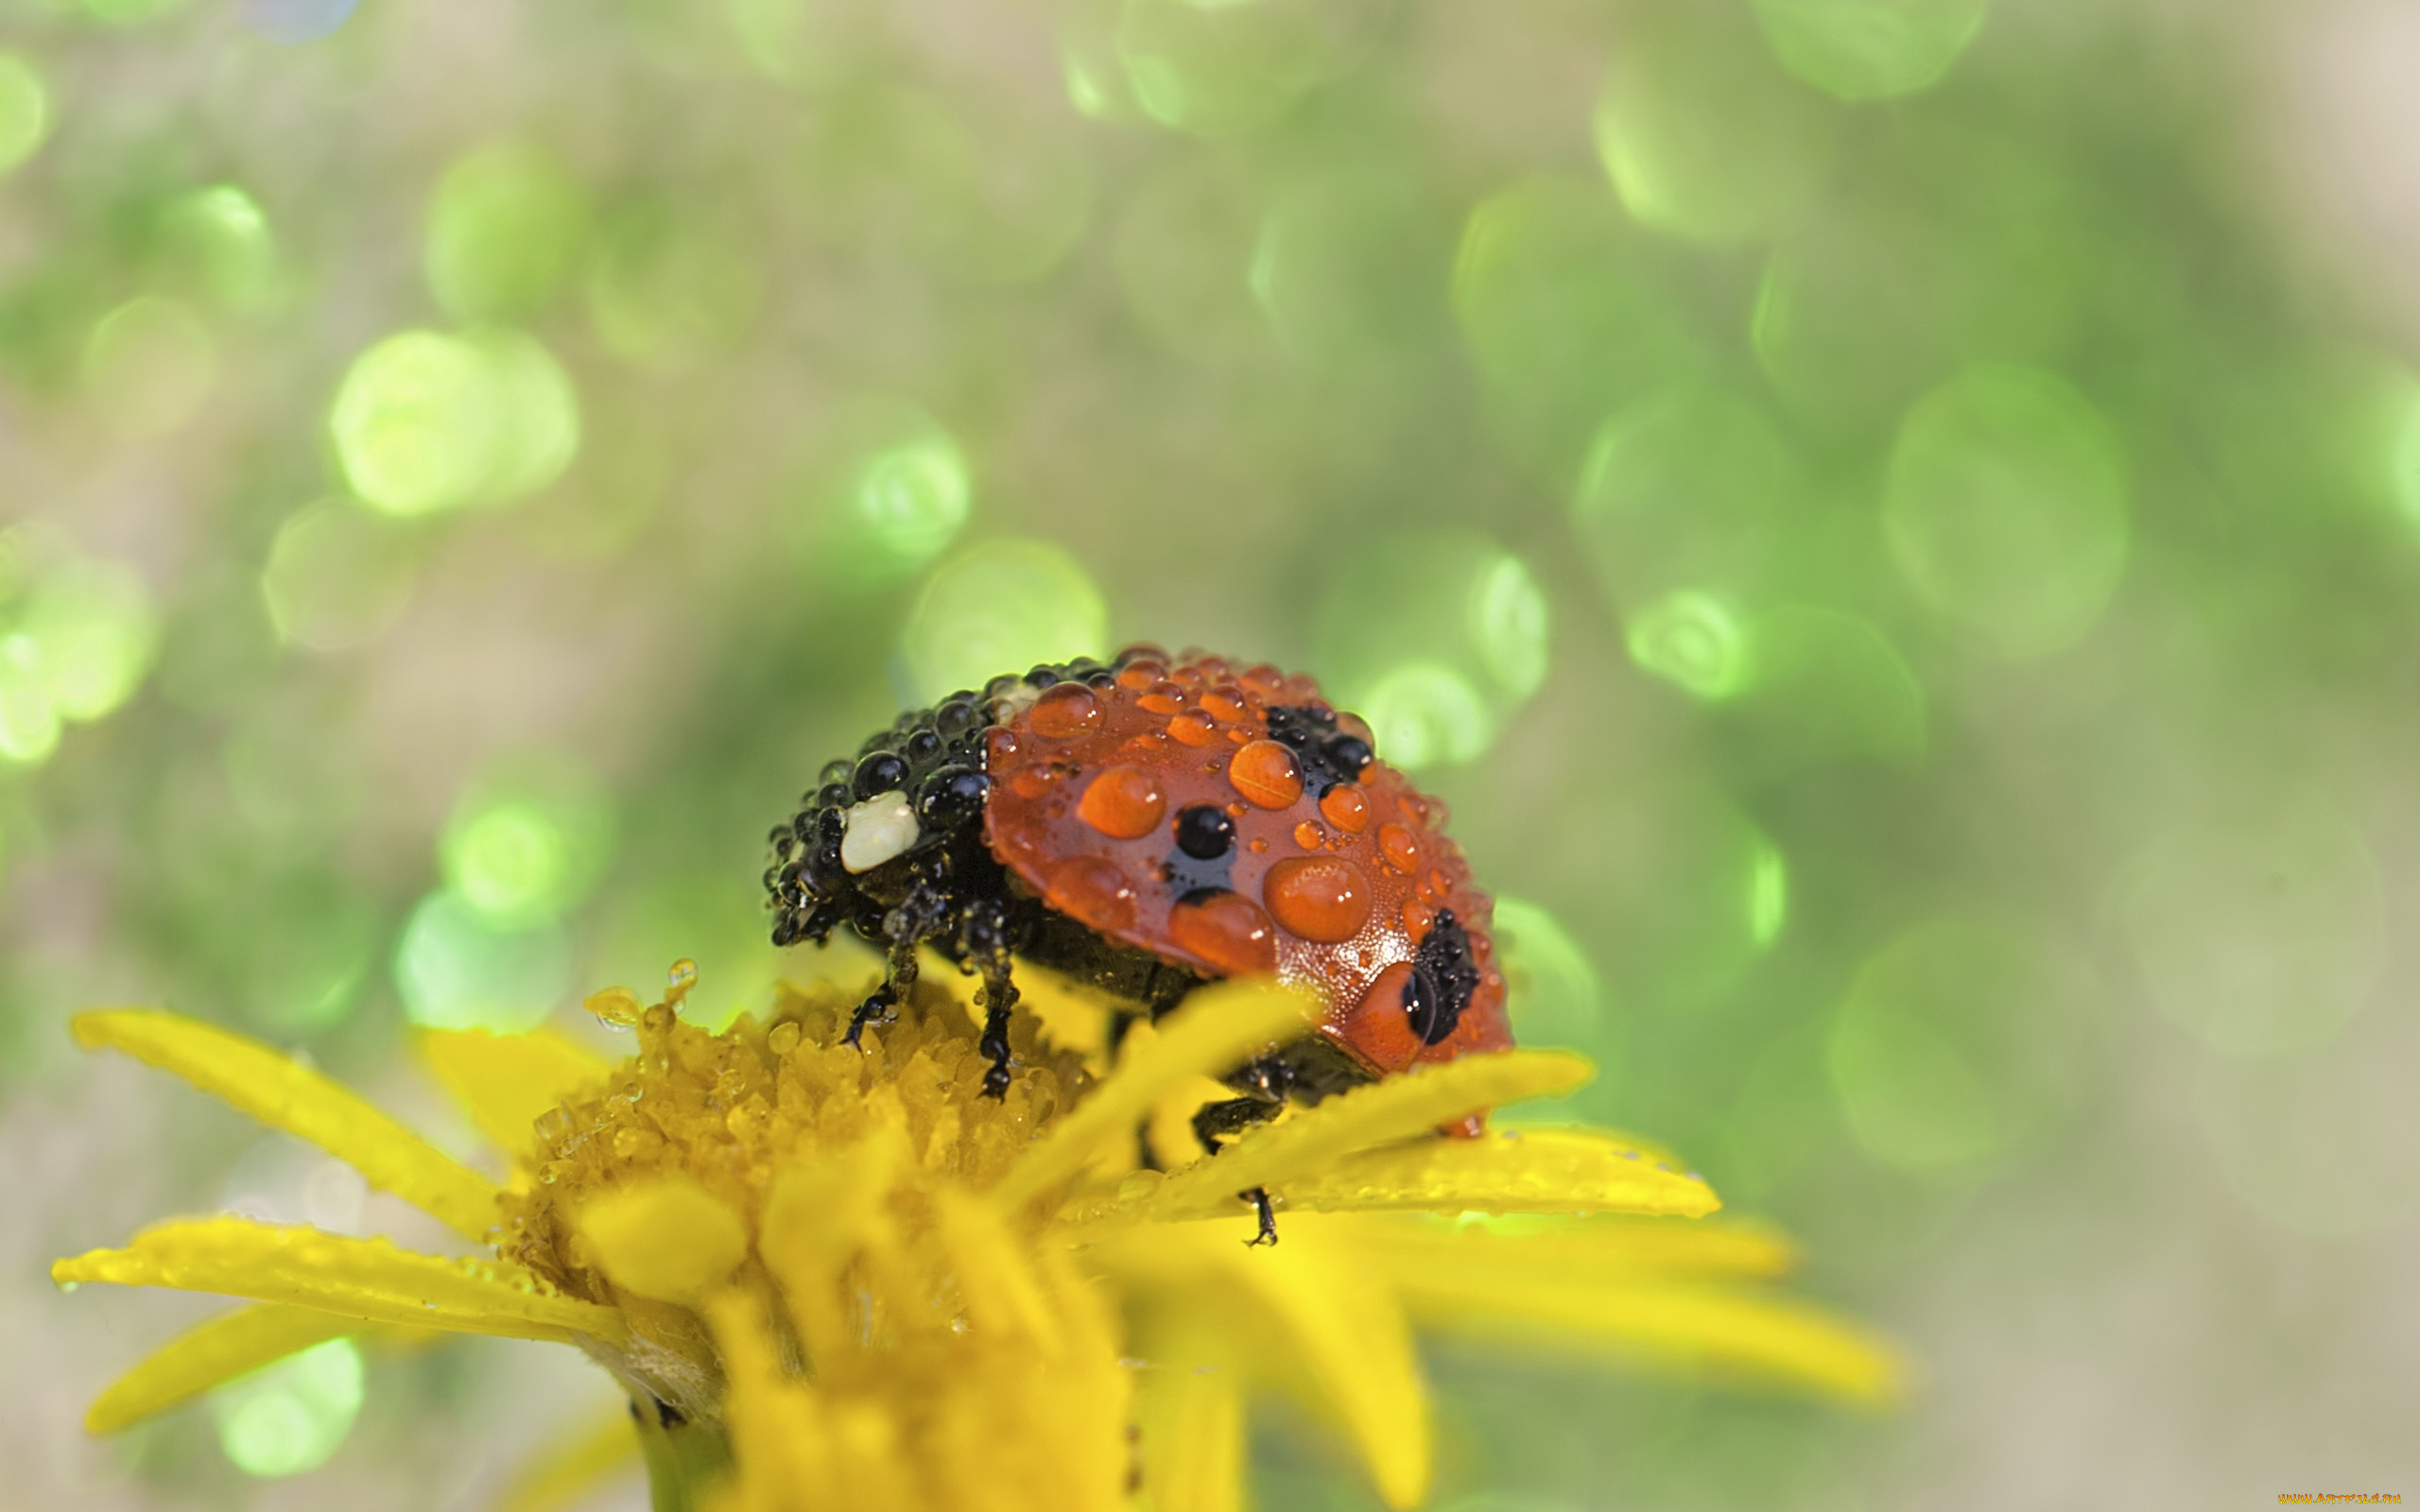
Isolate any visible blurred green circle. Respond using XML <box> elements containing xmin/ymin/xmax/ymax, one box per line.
<box><xmin>329</xmin><ymin>329</ymin><xmax>579</xmax><ymax>515</ymax></box>
<box><xmin>1595</xmin><ymin>7</ymin><xmax>1839</xmax><ymax>245</ymax></box>
<box><xmin>1358</xmin><ymin>662</ymin><xmax>1495</xmax><ymax>771</ymax></box>
<box><xmin>440</xmin><ymin>758</ymin><xmax>615</xmax><ymax>928</ymax></box>
<box><xmin>1753</xmin><ymin>0</ymin><xmax>1987</xmax><ymax>102</ymax></box>
<box><xmin>0</xmin><ymin>53</ymin><xmax>53</xmax><ymax>177</ymax></box>
<box><xmin>1883</xmin><ymin>364</ymin><xmax>2129</xmax><ymax>658</ymax></box>
<box><xmin>1828</xmin><ymin>913</ymin><xmax>2096</xmax><ymax>1175</ymax></box>
<box><xmin>83</xmin><ymin>296</ymin><xmax>216</xmax><ymax>438</ymax></box>
<box><xmin>901</xmin><ymin>539</ymin><xmax>1108</xmax><ymax>703</ymax></box>
<box><xmin>1454</xmin><ymin>177</ymin><xmax>1702</xmax><ymax>477</ymax></box>
<box><xmin>1574</xmin><ymin>384</ymin><xmax>1807</xmax><ymax>607</ymax></box>
<box><xmin>424</xmin><ymin>142</ymin><xmax>591</xmax><ymax>320</ymax></box>
<box><xmin>393</xmin><ymin>887</ymin><xmax>571</xmax><ymax>1033</ymax></box>
<box><xmin>1468</xmin><ymin>556</ymin><xmax>1549</xmax><ymax>700</ymax></box>
<box><xmin>855</xmin><ymin>430</ymin><xmax>971</xmax><ymax>570</ymax></box>
<box><xmin>1117</xmin><ymin>0</ymin><xmax>1370</xmax><ymax>138</ymax></box>
<box><xmin>586</xmin><ymin>202</ymin><xmax>761</xmax><ymax>369</ymax></box>
<box><xmin>1625</xmin><ymin>591</ymin><xmax>1751</xmax><ymax>702</ymax></box>
<box><xmin>161</xmin><ymin>185</ymin><xmax>280</xmax><ymax>310</ymax></box>
<box><xmin>329</xmin><ymin>331</ymin><xmax>503</xmax><ymax>516</ymax></box>
<box><xmin>20</xmin><ymin>557</ymin><xmax>158</xmax><ymax>722</ymax></box>
<box><xmin>260</xmin><ymin>503</ymin><xmax>419</xmax><ymax>652</ymax></box>
<box><xmin>0</xmin><ymin>633</ymin><xmax>60</xmax><ymax>766</ymax></box>
<box><xmin>212</xmin><ymin>1338</ymin><xmax>364</xmax><ymax>1478</ymax></box>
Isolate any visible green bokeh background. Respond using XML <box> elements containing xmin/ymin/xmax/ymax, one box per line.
<box><xmin>6</xmin><ymin>0</ymin><xmax>2417</xmax><ymax>1506</ymax></box>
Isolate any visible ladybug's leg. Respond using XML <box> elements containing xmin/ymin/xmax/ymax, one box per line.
<box><xmin>1191</xmin><ymin>1080</ymin><xmax>1290</xmax><ymax>1247</ymax></box>
<box><xmin>956</xmin><ymin>895</ymin><xmax>1021</xmax><ymax>1100</ymax></box>
<box><xmin>844</xmin><ymin>939</ymin><xmax>918</xmax><ymax>1047</ymax></box>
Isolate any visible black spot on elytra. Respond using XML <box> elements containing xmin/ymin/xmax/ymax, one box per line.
<box><xmin>1265</xmin><ymin>704</ymin><xmax>1374</xmax><ymax>797</ymax></box>
<box><xmin>1404</xmin><ymin>908</ymin><xmax>1480</xmax><ymax>1045</ymax></box>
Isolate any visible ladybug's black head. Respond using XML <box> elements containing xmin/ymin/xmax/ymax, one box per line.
<box><xmin>762</xmin><ymin>658</ymin><xmax>1117</xmax><ymax>952</ymax></box>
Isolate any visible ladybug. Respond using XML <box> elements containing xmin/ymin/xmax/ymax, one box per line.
<box><xmin>763</xmin><ymin>645</ymin><xmax>1512</xmax><ymax>1228</ymax></box>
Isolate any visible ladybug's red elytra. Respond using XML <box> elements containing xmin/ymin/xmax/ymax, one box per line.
<box><xmin>764</xmin><ymin>645</ymin><xmax>1513</xmax><ymax>1215</ymax></box>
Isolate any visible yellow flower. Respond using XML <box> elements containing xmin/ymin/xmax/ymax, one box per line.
<box><xmin>51</xmin><ymin>965</ymin><xmax>1899</xmax><ymax>1512</ymax></box>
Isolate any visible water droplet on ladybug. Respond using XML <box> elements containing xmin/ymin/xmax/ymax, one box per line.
<box><xmin>1201</xmin><ymin>690</ymin><xmax>1246</xmax><ymax>724</ymax></box>
<box><xmin>1077</xmin><ymin>765</ymin><xmax>1167</xmax><ymax>839</ymax></box>
<box><xmin>1319</xmin><ymin>785</ymin><xmax>1369</xmax><ymax>833</ymax></box>
<box><xmin>1293</xmin><ymin>820</ymin><xmax>1324</xmax><ymax>851</ymax></box>
<box><xmin>1168</xmin><ymin>711</ymin><xmax>1218</xmax><ymax>747</ymax></box>
<box><xmin>853</xmin><ymin>750</ymin><xmax>908</xmax><ymax>800</ymax></box>
<box><xmin>1168</xmin><ymin>891</ymin><xmax>1278</xmax><ymax>975</ymax></box>
<box><xmin>1402</xmin><ymin>899</ymin><xmax>1435</xmax><ymax>941</ymax></box>
<box><xmin>1029</xmin><ymin>682</ymin><xmax>1102</xmax><ymax>740</ymax></box>
<box><xmin>1229</xmin><ymin>740</ymin><xmax>1304</xmax><ymax>809</ymax></box>
<box><xmin>1378</xmin><ymin>823</ymin><xmax>1422</xmax><ymax>874</ymax></box>
<box><xmin>1138</xmin><ymin>680</ymin><xmax>1186</xmax><ymax>714</ymax></box>
<box><xmin>1116</xmin><ymin>660</ymin><xmax>1165</xmax><ymax>690</ymax></box>
<box><xmin>1263</xmin><ymin>855</ymin><xmax>1373</xmax><ymax>942</ymax></box>
<box><xmin>1046</xmin><ymin>856</ymin><xmax>1138</xmax><ymax>933</ymax></box>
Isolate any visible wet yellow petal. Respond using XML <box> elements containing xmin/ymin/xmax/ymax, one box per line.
<box><xmin>1406</xmin><ymin>1277</ymin><xmax>1906</xmax><ymax>1407</ymax></box>
<box><xmin>493</xmin><ymin>1403</ymin><xmax>640</xmax><ymax>1512</ymax></box>
<box><xmin>579</xmin><ymin>1175</ymin><xmax>749</xmax><ymax>1305</ymax></box>
<box><xmin>73</xmin><ymin>1009</ymin><xmax>499</xmax><ymax>1242</ymax></box>
<box><xmin>1098</xmin><ymin>1223</ymin><xmax>1430</xmax><ymax>1510</ymax></box>
<box><xmin>86</xmin><ymin>1303</ymin><xmax>358</xmax><ymax>1435</ymax></box>
<box><xmin>933</xmin><ymin>1188</ymin><xmax>1060</xmax><ymax>1349</ymax></box>
<box><xmin>52</xmin><ymin>1217</ymin><xmax>623</xmax><ymax>1344</ymax></box>
<box><xmin>1270</xmin><ymin>1127</ymin><xmax>1720</xmax><ymax>1219</ymax></box>
<box><xmin>1134</xmin><ymin>1347</ymin><xmax>1246</xmax><ymax>1512</ymax></box>
<box><xmin>1331</xmin><ymin>1212</ymin><xmax>1794</xmax><ymax>1286</ymax></box>
<box><xmin>1081</xmin><ymin>1052</ymin><xmax>1596</xmax><ymax>1228</ymax></box>
<box><xmin>419</xmin><ymin>1027</ymin><xmax>607</xmax><ymax>1160</ymax></box>
<box><xmin>990</xmin><ymin>977</ymin><xmax>1317</xmax><ymax>1213</ymax></box>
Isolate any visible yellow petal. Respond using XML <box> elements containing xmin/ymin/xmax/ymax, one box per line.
<box><xmin>1334</xmin><ymin>1212</ymin><xmax>1795</xmax><ymax>1287</ymax></box>
<box><xmin>1134</xmin><ymin>1347</ymin><xmax>1246</xmax><ymax>1512</ymax></box>
<box><xmin>1088</xmin><ymin>1052</ymin><xmax>1596</xmax><ymax>1228</ymax></box>
<box><xmin>1268</xmin><ymin>1127</ymin><xmax>1720</xmax><ymax>1219</ymax></box>
<box><xmin>1102</xmin><ymin>1222</ymin><xmax>1430</xmax><ymax>1510</ymax></box>
<box><xmin>990</xmin><ymin>977</ymin><xmax>1318</xmax><ymax>1214</ymax></box>
<box><xmin>1405</xmin><ymin>1277</ymin><xmax>1906</xmax><ymax>1407</ymax></box>
<box><xmin>85</xmin><ymin>1303</ymin><xmax>364</xmax><ymax>1435</ymax></box>
<box><xmin>579</xmin><ymin>1175</ymin><xmax>749</xmax><ymax>1305</ymax></box>
<box><xmin>51</xmin><ymin>1217</ymin><xmax>623</xmax><ymax>1344</ymax></box>
<box><xmin>73</xmin><ymin>1009</ymin><xmax>499</xmax><ymax>1242</ymax></box>
<box><xmin>493</xmin><ymin>1403</ymin><xmax>640</xmax><ymax>1512</ymax></box>
<box><xmin>932</xmin><ymin>1188</ymin><xmax>1060</xmax><ymax>1350</ymax></box>
<box><xmin>419</xmin><ymin>1027</ymin><xmax>608</xmax><ymax>1160</ymax></box>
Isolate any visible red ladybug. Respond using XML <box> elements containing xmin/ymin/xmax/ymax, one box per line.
<box><xmin>765</xmin><ymin>645</ymin><xmax>1512</xmax><ymax>1218</ymax></box>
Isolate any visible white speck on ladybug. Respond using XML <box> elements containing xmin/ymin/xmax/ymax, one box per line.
<box><xmin>840</xmin><ymin>792</ymin><xmax>920</xmax><ymax>872</ymax></box>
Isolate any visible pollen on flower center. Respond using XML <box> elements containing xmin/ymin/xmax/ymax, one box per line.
<box><xmin>497</xmin><ymin>977</ymin><xmax>1102</xmax><ymax>1432</ymax></box>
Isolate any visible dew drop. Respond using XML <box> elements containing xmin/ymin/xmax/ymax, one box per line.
<box><xmin>666</xmin><ymin>958</ymin><xmax>699</xmax><ymax>1006</ymax></box>
<box><xmin>1077</xmin><ymin>765</ymin><xmax>1167</xmax><ymax>840</ymax></box>
<box><xmin>1046</xmin><ymin>855</ymin><xmax>1140</xmax><ymax>933</ymax></box>
<box><xmin>584</xmin><ymin>986</ymin><xmax>645</xmax><ymax>1029</ymax></box>
<box><xmin>1168</xmin><ymin>891</ymin><xmax>1279</xmax><ymax>975</ymax></box>
<box><xmin>1293</xmin><ymin>820</ymin><xmax>1324</xmax><ymax>850</ymax></box>
<box><xmin>1320</xmin><ymin>785</ymin><xmax>1369</xmax><ymax>833</ymax></box>
<box><xmin>1168</xmin><ymin>710</ymin><xmax>1219</xmax><ymax>747</ymax></box>
<box><xmin>1264</xmin><ymin>855</ymin><xmax>1374</xmax><ymax>942</ymax></box>
<box><xmin>1028</xmin><ymin>682</ymin><xmax>1102</xmax><ymax>740</ymax></box>
<box><xmin>1378</xmin><ymin>823</ymin><xmax>1422</xmax><ymax>874</ymax></box>
<box><xmin>1229</xmin><ymin>740</ymin><xmax>1304</xmax><ymax>809</ymax></box>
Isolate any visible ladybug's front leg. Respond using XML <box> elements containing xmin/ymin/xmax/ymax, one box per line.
<box><xmin>957</xmin><ymin>895</ymin><xmax>1020</xmax><ymax>1099</ymax></box>
<box><xmin>1193</xmin><ymin>1068</ymin><xmax>1291</xmax><ymax>1247</ymax></box>
<box><xmin>846</xmin><ymin>874</ymin><xmax>952</xmax><ymax>1048</ymax></box>
<box><xmin>844</xmin><ymin>939</ymin><xmax>917</xmax><ymax>1047</ymax></box>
